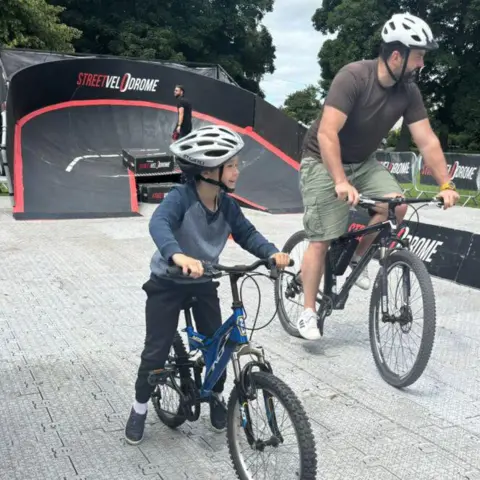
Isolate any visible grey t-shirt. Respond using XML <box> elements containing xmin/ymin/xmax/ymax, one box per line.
<box><xmin>302</xmin><ymin>59</ymin><xmax>428</xmax><ymax>164</ymax></box>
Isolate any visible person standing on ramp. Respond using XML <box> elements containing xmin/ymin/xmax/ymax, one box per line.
<box><xmin>172</xmin><ymin>85</ymin><xmax>192</xmax><ymax>141</ymax></box>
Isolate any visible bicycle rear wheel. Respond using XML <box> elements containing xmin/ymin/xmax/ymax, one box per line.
<box><xmin>274</xmin><ymin>230</ymin><xmax>319</xmax><ymax>337</ymax></box>
<box><xmin>226</xmin><ymin>371</ymin><xmax>317</xmax><ymax>479</ymax></box>
<box><xmin>369</xmin><ymin>249</ymin><xmax>436</xmax><ymax>388</ymax></box>
<box><xmin>151</xmin><ymin>332</ymin><xmax>191</xmax><ymax>428</ymax></box>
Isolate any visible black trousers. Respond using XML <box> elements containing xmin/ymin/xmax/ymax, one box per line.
<box><xmin>134</xmin><ymin>276</ymin><xmax>227</xmax><ymax>403</ymax></box>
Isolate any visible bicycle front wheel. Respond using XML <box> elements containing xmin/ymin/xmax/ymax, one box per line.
<box><xmin>226</xmin><ymin>371</ymin><xmax>317</xmax><ymax>479</ymax></box>
<box><xmin>369</xmin><ymin>249</ymin><xmax>436</xmax><ymax>388</ymax></box>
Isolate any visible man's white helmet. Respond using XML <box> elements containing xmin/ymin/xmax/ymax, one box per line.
<box><xmin>170</xmin><ymin>125</ymin><xmax>244</xmax><ymax>170</ymax></box>
<box><xmin>381</xmin><ymin>13</ymin><xmax>438</xmax><ymax>50</ymax></box>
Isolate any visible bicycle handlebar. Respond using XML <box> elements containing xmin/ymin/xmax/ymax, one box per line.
<box><xmin>356</xmin><ymin>194</ymin><xmax>444</xmax><ymax>209</ymax></box>
<box><xmin>166</xmin><ymin>257</ymin><xmax>294</xmax><ymax>279</ymax></box>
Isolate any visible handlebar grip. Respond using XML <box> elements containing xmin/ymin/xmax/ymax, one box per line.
<box><xmin>268</xmin><ymin>257</ymin><xmax>295</xmax><ymax>267</ymax></box>
<box><xmin>166</xmin><ymin>265</ymin><xmax>189</xmax><ymax>276</ymax></box>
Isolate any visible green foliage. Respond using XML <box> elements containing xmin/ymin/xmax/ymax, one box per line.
<box><xmin>312</xmin><ymin>0</ymin><xmax>480</xmax><ymax>146</ymax></box>
<box><xmin>0</xmin><ymin>0</ymin><xmax>81</xmax><ymax>52</ymax></box>
<box><xmin>280</xmin><ymin>85</ymin><xmax>322</xmax><ymax>125</ymax></box>
<box><xmin>50</xmin><ymin>0</ymin><xmax>276</xmax><ymax>95</ymax></box>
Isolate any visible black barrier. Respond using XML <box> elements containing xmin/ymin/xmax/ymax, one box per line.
<box><xmin>374</xmin><ymin>151</ymin><xmax>415</xmax><ymax>185</ymax></box>
<box><xmin>6</xmin><ymin>57</ymin><xmax>256</xmax><ymax>191</ymax></box>
<box><xmin>7</xmin><ymin>57</ymin><xmax>255</xmax><ymax>125</ymax></box>
<box><xmin>253</xmin><ymin>97</ymin><xmax>305</xmax><ymax>162</ymax></box>
<box><xmin>456</xmin><ymin>234</ymin><xmax>480</xmax><ymax>289</ymax></box>
<box><xmin>419</xmin><ymin>153</ymin><xmax>480</xmax><ymax>191</ymax></box>
<box><xmin>348</xmin><ymin>209</ymin><xmax>473</xmax><ymax>284</ymax></box>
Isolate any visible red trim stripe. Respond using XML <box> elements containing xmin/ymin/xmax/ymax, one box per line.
<box><xmin>228</xmin><ymin>193</ymin><xmax>268</xmax><ymax>211</ymax></box>
<box><xmin>13</xmin><ymin>99</ymin><xmax>300</xmax><ymax>215</ymax></box>
<box><xmin>13</xmin><ymin>123</ymin><xmax>24</xmax><ymax>213</ymax></box>
<box><xmin>244</xmin><ymin>126</ymin><xmax>300</xmax><ymax>171</ymax></box>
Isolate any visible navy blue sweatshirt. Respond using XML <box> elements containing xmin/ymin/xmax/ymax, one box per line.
<box><xmin>148</xmin><ymin>182</ymin><xmax>279</xmax><ymax>283</ymax></box>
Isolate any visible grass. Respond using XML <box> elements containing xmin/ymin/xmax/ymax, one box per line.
<box><xmin>400</xmin><ymin>181</ymin><xmax>480</xmax><ymax>208</ymax></box>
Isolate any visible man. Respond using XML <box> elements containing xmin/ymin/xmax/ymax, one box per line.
<box><xmin>172</xmin><ymin>85</ymin><xmax>192</xmax><ymax>141</ymax></box>
<box><xmin>296</xmin><ymin>13</ymin><xmax>460</xmax><ymax>341</ymax></box>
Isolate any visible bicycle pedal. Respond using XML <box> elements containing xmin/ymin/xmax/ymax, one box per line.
<box><xmin>147</xmin><ymin>366</ymin><xmax>175</xmax><ymax>386</ymax></box>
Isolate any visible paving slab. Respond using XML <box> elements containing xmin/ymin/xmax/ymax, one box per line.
<box><xmin>0</xmin><ymin>202</ymin><xmax>479</xmax><ymax>480</ymax></box>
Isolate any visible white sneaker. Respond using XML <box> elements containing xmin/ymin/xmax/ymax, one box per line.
<box><xmin>297</xmin><ymin>309</ymin><xmax>321</xmax><ymax>340</ymax></box>
<box><xmin>350</xmin><ymin>259</ymin><xmax>370</xmax><ymax>290</ymax></box>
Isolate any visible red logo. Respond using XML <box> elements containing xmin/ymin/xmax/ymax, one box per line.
<box><xmin>76</xmin><ymin>72</ymin><xmax>159</xmax><ymax>93</ymax></box>
<box><xmin>421</xmin><ymin>160</ymin><xmax>478</xmax><ymax>181</ymax></box>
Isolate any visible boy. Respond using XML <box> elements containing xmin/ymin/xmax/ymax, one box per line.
<box><xmin>125</xmin><ymin>125</ymin><xmax>291</xmax><ymax>445</ymax></box>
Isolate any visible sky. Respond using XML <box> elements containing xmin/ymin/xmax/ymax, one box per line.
<box><xmin>259</xmin><ymin>0</ymin><xmax>329</xmax><ymax>108</ymax></box>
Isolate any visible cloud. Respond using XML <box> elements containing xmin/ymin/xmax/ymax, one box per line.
<box><xmin>259</xmin><ymin>0</ymin><xmax>329</xmax><ymax>108</ymax></box>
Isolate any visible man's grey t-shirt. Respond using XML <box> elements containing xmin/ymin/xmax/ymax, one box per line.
<box><xmin>302</xmin><ymin>59</ymin><xmax>428</xmax><ymax>164</ymax></box>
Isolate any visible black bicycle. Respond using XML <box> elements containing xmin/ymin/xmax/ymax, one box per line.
<box><xmin>274</xmin><ymin>194</ymin><xmax>444</xmax><ymax>388</ymax></box>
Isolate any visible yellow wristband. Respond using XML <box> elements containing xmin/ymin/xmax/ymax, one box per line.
<box><xmin>440</xmin><ymin>181</ymin><xmax>456</xmax><ymax>191</ymax></box>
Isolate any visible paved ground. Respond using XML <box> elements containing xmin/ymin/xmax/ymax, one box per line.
<box><xmin>1</xmin><ymin>198</ymin><xmax>479</xmax><ymax>480</ymax></box>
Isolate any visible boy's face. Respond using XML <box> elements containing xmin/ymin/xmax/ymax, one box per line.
<box><xmin>220</xmin><ymin>157</ymin><xmax>240</xmax><ymax>190</ymax></box>
<box><xmin>202</xmin><ymin>157</ymin><xmax>239</xmax><ymax>190</ymax></box>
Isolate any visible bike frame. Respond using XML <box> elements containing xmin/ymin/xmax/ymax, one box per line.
<box><xmin>308</xmin><ymin>194</ymin><xmax>442</xmax><ymax>332</ymax></box>
<box><xmin>181</xmin><ymin>269</ymin><xmax>269</xmax><ymax>400</ymax></box>
<box><xmin>322</xmin><ymin>217</ymin><xmax>400</xmax><ymax>311</ymax></box>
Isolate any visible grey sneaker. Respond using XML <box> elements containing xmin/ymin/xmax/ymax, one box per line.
<box><xmin>125</xmin><ymin>407</ymin><xmax>147</xmax><ymax>445</ymax></box>
<box><xmin>209</xmin><ymin>393</ymin><xmax>227</xmax><ymax>432</ymax></box>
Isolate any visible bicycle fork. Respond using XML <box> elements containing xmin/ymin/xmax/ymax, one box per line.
<box><xmin>231</xmin><ymin>344</ymin><xmax>284</xmax><ymax>449</ymax></box>
<box><xmin>378</xmin><ymin>244</ymin><xmax>412</xmax><ymax>323</ymax></box>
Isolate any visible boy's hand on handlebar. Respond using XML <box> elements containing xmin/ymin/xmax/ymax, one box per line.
<box><xmin>270</xmin><ymin>252</ymin><xmax>291</xmax><ymax>269</ymax></box>
<box><xmin>171</xmin><ymin>253</ymin><xmax>204</xmax><ymax>278</ymax></box>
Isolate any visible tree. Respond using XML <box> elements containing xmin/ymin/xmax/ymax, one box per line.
<box><xmin>50</xmin><ymin>0</ymin><xmax>276</xmax><ymax>96</ymax></box>
<box><xmin>312</xmin><ymin>0</ymin><xmax>480</xmax><ymax>149</ymax></box>
<box><xmin>0</xmin><ymin>0</ymin><xmax>81</xmax><ymax>52</ymax></box>
<box><xmin>280</xmin><ymin>85</ymin><xmax>322</xmax><ymax>125</ymax></box>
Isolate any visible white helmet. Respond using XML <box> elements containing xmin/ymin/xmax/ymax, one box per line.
<box><xmin>381</xmin><ymin>13</ymin><xmax>438</xmax><ymax>50</ymax></box>
<box><xmin>170</xmin><ymin>125</ymin><xmax>244</xmax><ymax>192</ymax></box>
<box><xmin>170</xmin><ymin>125</ymin><xmax>244</xmax><ymax>171</ymax></box>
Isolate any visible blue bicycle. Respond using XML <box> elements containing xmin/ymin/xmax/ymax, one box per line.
<box><xmin>147</xmin><ymin>258</ymin><xmax>317</xmax><ymax>480</ymax></box>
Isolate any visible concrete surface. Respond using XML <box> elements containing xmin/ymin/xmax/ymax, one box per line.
<box><xmin>1</xmin><ymin>201</ymin><xmax>479</xmax><ymax>480</ymax></box>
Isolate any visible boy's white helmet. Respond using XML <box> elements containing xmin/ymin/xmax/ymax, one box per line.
<box><xmin>170</xmin><ymin>125</ymin><xmax>244</xmax><ymax>192</ymax></box>
<box><xmin>381</xmin><ymin>13</ymin><xmax>438</xmax><ymax>50</ymax></box>
<box><xmin>170</xmin><ymin>125</ymin><xmax>244</xmax><ymax>170</ymax></box>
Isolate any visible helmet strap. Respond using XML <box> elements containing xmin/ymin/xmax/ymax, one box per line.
<box><xmin>381</xmin><ymin>46</ymin><xmax>411</xmax><ymax>85</ymax></box>
<box><xmin>197</xmin><ymin>166</ymin><xmax>234</xmax><ymax>193</ymax></box>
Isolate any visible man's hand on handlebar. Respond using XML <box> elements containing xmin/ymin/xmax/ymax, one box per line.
<box><xmin>270</xmin><ymin>252</ymin><xmax>291</xmax><ymax>269</ymax></box>
<box><xmin>171</xmin><ymin>253</ymin><xmax>204</xmax><ymax>278</ymax></box>
<box><xmin>335</xmin><ymin>180</ymin><xmax>360</xmax><ymax>206</ymax></box>
<box><xmin>437</xmin><ymin>189</ymin><xmax>459</xmax><ymax>210</ymax></box>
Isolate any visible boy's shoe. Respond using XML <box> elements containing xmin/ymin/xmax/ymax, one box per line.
<box><xmin>125</xmin><ymin>407</ymin><xmax>147</xmax><ymax>445</ymax></box>
<box><xmin>209</xmin><ymin>393</ymin><xmax>227</xmax><ymax>432</ymax></box>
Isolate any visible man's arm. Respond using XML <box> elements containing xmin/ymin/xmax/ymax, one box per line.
<box><xmin>408</xmin><ymin>118</ymin><xmax>450</xmax><ymax>186</ymax></box>
<box><xmin>318</xmin><ymin>106</ymin><xmax>349</xmax><ymax>184</ymax></box>
<box><xmin>318</xmin><ymin>68</ymin><xmax>359</xmax><ymax>184</ymax></box>
<box><xmin>177</xmin><ymin>107</ymin><xmax>184</xmax><ymax>129</ymax></box>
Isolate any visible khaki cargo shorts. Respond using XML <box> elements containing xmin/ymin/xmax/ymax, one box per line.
<box><xmin>299</xmin><ymin>156</ymin><xmax>402</xmax><ymax>242</ymax></box>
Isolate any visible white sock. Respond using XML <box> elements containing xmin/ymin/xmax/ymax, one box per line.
<box><xmin>133</xmin><ymin>400</ymin><xmax>148</xmax><ymax>415</ymax></box>
<box><xmin>352</xmin><ymin>253</ymin><xmax>362</xmax><ymax>263</ymax></box>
